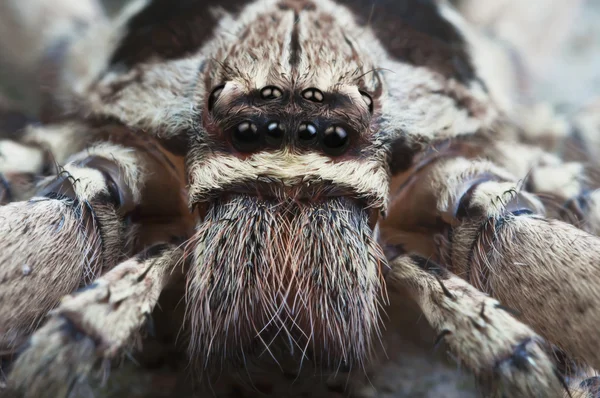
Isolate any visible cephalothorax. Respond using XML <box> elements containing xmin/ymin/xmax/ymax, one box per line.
<box><xmin>1</xmin><ymin>0</ymin><xmax>600</xmax><ymax>397</ymax></box>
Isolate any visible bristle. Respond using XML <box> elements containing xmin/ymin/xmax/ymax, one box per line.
<box><xmin>185</xmin><ymin>195</ymin><xmax>386</xmax><ymax>373</ymax></box>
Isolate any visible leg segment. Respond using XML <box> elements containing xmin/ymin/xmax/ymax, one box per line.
<box><xmin>5</xmin><ymin>243</ymin><xmax>183</xmax><ymax>398</ymax></box>
<box><xmin>388</xmin><ymin>134</ymin><xmax>600</xmax><ymax>235</ymax></box>
<box><xmin>449</xmin><ymin>211</ymin><xmax>600</xmax><ymax>372</ymax></box>
<box><xmin>0</xmin><ymin>197</ymin><xmax>103</xmax><ymax>352</ymax></box>
<box><xmin>0</xmin><ymin>123</ymin><xmax>190</xmax><ymax>395</ymax></box>
<box><xmin>479</xmin><ymin>139</ymin><xmax>600</xmax><ymax>235</ymax></box>
<box><xmin>384</xmin><ymin>151</ymin><xmax>600</xmax><ymax>371</ymax></box>
<box><xmin>0</xmin><ymin>121</ymin><xmax>101</xmax><ymax>204</ymax></box>
<box><xmin>0</xmin><ymin>141</ymin><xmax>151</xmax><ymax>353</ymax></box>
<box><xmin>386</xmin><ymin>252</ymin><xmax>565</xmax><ymax>397</ymax></box>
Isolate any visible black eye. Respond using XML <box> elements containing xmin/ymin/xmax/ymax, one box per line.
<box><xmin>208</xmin><ymin>84</ymin><xmax>225</xmax><ymax>111</ymax></box>
<box><xmin>260</xmin><ymin>86</ymin><xmax>283</xmax><ymax>100</ymax></box>
<box><xmin>298</xmin><ymin>122</ymin><xmax>318</xmax><ymax>142</ymax></box>
<box><xmin>301</xmin><ymin>88</ymin><xmax>324</xmax><ymax>102</ymax></box>
<box><xmin>359</xmin><ymin>90</ymin><xmax>373</xmax><ymax>113</ymax></box>
<box><xmin>231</xmin><ymin>121</ymin><xmax>260</xmax><ymax>152</ymax></box>
<box><xmin>265</xmin><ymin>121</ymin><xmax>285</xmax><ymax>147</ymax></box>
<box><xmin>322</xmin><ymin>125</ymin><xmax>350</xmax><ymax>155</ymax></box>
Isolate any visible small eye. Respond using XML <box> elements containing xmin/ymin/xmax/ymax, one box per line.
<box><xmin>260</xmin><ymin>86</ymin><xmax>283</xmax><ymax>100</ymax></box>
<box><xmin>265</xmin><ymin>121</ymin><xmax>285</xmax><ymax>147</ymax></box>
<box><xmin>301</xmin><ymin>88</ymin><xmax>324</xmax><ymax>102</ymax></box>
<box><xmin>298</xmin><ymin>122</ymin><xmax>318</xmax><ymax>142</ymax></box>
<box><xmin>231</xmin><ymin>121</ymin><xmax>260</xmax><ymax>152</ymax></box>
<box><xmin>208</xmin><ymin>84</ymin><xmax>225</xmax><ymax>111</ymax></box>
<box><xmin>322</xmin><ymin>125</ymin><xmax>350</xmax><ymax>155</ymax></box>
<box><xmin>359</xmin><ymin>90</ymin><xmax>373</xmax><ymax>113</ymax></box>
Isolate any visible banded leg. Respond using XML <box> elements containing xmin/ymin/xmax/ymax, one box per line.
<box><xmin>0</xmin><ymin>139</ymin><xmax>167</xmax><ymax>354</ymax></box>
<box><xmin>386</xmin><ymin>252</ymin><xmax>565</xmax><ymax>397</ymax></box>
<box><xmin>448</xmin><ymin>203</ymin><xmax>600</xmax><ymax>372</ymax></box>
<box><xmin>385</xmin><ymin>153</ymin><xmax>600</xmax><ymax>372</ymax></box>
<box><xmin>480</xmin><ymin>139</ymin><xmax>600</xmax><ymax>235</ymax></box>
<box><xmin>393</xmin><ymin>134</ymin><xmax>600</xmax><ymax>235</ymax></box>
<box><xmin>5</xmin><ymin>243</ymin><xmax>183</xmax><ymax>398</ymax></box>
<box><xmin>0</xmin><ymin>121</ymin><xmax>98</xmax><ymax>204</ymax></box>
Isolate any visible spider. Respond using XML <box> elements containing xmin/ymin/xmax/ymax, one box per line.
<box><xmin>1</xmin><ymin>0</ymin><xmax>600</xmax><ymax>396</ymax></box>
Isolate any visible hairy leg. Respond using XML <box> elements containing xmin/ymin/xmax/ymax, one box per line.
<box><xmin>387</xmin><ymin>250</ymin><xmax>600</xmax><ymax>397</ymax></box>
<box><xmin>0</xmin><ymin>127</ymin><xmax>191</xmax><ymax>396</ymax></box>
<box><xmin>5</xmin><ymin>243</ymin><xmax>183</xmax><ymax>398</ymax></box>
<box><xmin>388</xmin><ymin>133</ymin><xmax>600</xmax><ymax>234</ymax></box>
<box><xmin>448</xmin><ymin>207</ymin><xmax>600</xmax><ymax>371</ymax></box>
<box><xmin>385</xmin><ymin>251</ymin><xmax>565</xmax><ymax>397</ymax></box>
<box><xmin>476</xmin><ymin>139</ymin><xmax>600</xmax><ymax>235</ymax></box>
<box><xmin>385</xmin><ymin>151</ymin><xmax>600</xmax><ymax>371</ymax></box>
<box><xmin>0</xmin><ymin>121</ymin><xmax>101</xmax><ymax>204</ymax></box>
<box><xmin>0</xmin><ymin>142</ymin><xmax>146</xmax><ymax>353</ymax></box>
<box><xmin>0</xmin><ymin>125</ymin><xmax>193</xmax><ymax>355</ymax></box>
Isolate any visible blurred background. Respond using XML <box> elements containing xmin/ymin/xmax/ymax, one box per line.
<box><xmin>454</xmin><ymin>0</ymin><xmax>600</xmax><ymax>108</ymax></box>
<box><xmin>2</xmin><ymin>0</ymin><xmax>600</xmax><ymax>114</ymax></box>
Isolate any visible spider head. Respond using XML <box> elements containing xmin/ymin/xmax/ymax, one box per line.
<box><xmin>128</xmin><ymin>0</ymin><xmax>391</xmax><ymax>372</ymax></box>
<box><xmin>185</xmin><ymin>64</ymin><xmax>391</xmax><ymax>370</ymax></box>
<box><xmin>189</xmin><ymin>77</ymin><xmax>386</xmax><ymax>206</ymax></box>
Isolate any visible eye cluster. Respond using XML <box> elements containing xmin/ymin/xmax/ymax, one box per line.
<box><xmin>227</xmin><ymin>120</ymin><xmax>285</xmax><ymax>153</ymax></box>
<box><xmin>227</xmin><ymin>119</ymin><xmax>351</xmax><ymax>156</ymax></box>
<box><xmin>297</xmin><ymin>122</ymin><xmax>350</xmax><ymax>156</ymax></box>
<box><xmin>208</xmin><ymin>84</ymin><xmax>373</xmax><ymax>157</ymax></box>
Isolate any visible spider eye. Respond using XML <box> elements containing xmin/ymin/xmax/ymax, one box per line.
<box><xmin>301</xmin><ymin>88</ymin><xmax>324</xmax><ymax>103</ymax></box>
<box><xmin>322</xmin><ymin>125</ymin><xmax>350</xmax><ymax>156</ymax></box>
<box><xmin>265</xmin><ymin>121</ymin><xmax>285</xmax><ymax>147</ymax></box>
<box><xmin>260</xmin><ymin>86</ymin><xmax>283</xmax><ymax>100</ymax></box>
<box><xmin>298</xmin><ymin>122</ymin><xmax>318</xmax><ymax>142</ymax></box>
<box><xmin>231</xmin><ymin>121</ymin><xmax>260</xmax><ymax>152</ymax></box>
<box><xmin>359</xmin><ymin>90</ymin><xmax>373</xmax><ymax>113</ymax></box>
<box><xmin>208</xmin><ymin>84</ymin><xmax>225</xmax><ymax>111</ymax></box>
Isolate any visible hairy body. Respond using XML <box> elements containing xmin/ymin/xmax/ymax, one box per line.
<box><xmin>1</xmin><ymin>0</ymin><xmax>600</xmax><ymax>397</ymax></box>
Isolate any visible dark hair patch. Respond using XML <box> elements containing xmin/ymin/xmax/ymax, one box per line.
<box><xmin>343</xmin><ymin>0</ymin><xmax>478</xmax><ymax>85</ymax></box>
<box><xmin>110</xmin><ymin>0</ymin><xmax>251</xmax><ymax>67</ymax></box>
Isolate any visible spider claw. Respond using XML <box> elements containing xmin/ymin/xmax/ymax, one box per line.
<box><xmin>507</xmin><ymin>338</ymin><xmax>535</xmax><ymax>372</ymax></box>
<box><xmin>553</xmin><ymin>367</ymin><xmax>572</xmax><ymax>398</ymax></box>
<box><xmin>435</xmin><ymin>275</ymin><xmax>455</xmax><ymax>300</ymax></box>
<box><xmin>433</xmin><ymin>329</ymin><xmax>452</xmax><ymax>351</ymax></box>
<box><xmin>144</xmin><ymin>312</ymin><xmax>155</xmax><ymax>338</ymax></box>
<box><xmin>494</xmin><ymin>303</ymin><xmax>521</xmax><ymax>317</ymax></box>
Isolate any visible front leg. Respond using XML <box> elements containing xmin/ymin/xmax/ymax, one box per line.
<box><xmin>0</xmin><ymin>143</ymin><xmax>140</xmax><ymax>353</ymax></box>
<box><xmin>5</xmin><ymin>243</ymin><xmax>183</xmax><ymax>398</ymax></box>
<box><xmin>385</xmin><ymin>150</ymin><xmax>600</xmax><ymax>374</ymax></box>
<box><xmin>386</xmin><ymin>252</ymin><xmax>565</xmax><ymax>397</ymax></box>
<box><xmin>0</xmin><ymin>134</ymin><xmax>189</xmax><ymax>355</ymax></box>
<box><xmin>447</xmin><ymin>188</ymin><xmax>600</xmax><ymax>372</ymax></box>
